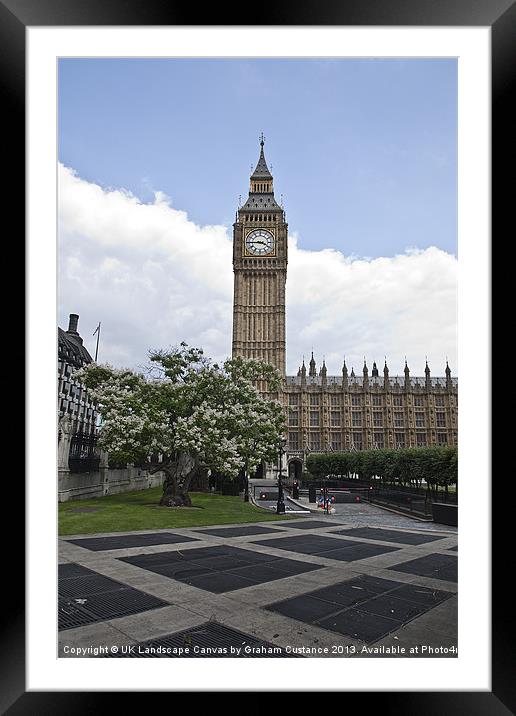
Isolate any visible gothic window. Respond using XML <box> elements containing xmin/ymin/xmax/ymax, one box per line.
<box><xmin>352</xmin><ymin>432</ymin><xmax>363</xmax><ymax>450</ymax></box>
<box><xmin>351</xmin><ymin>395</ymin><xmax>361</xmax><ymax>406</ymax></box>
<box><xmin>373</xmin><ymin>412</ymin><xmax>383</xmax><ymax>427</ymax></box>
<box><xmin>310</xmin><ymin>395</ymin><xmax>320</xmax><ymax>406</ymax></box>
<box><xmin>414</xmin><ymin>397</ymin><xmax>424</xmax><ymax>406</ymax></box>
<box><xmin>437</xmin><ymin>432</ymin><xmax>448</xmax><ymax>445</ymax></box>
<box><xmin>436</xmin><ymin>412</ymin><xmax>446</xmax><ymax>427</ymax></box>
<box><xmin>289</xmin><ymin>432</ymin><xmax>300</xmax><ymax>450</ymax></box>
<box><xmin>372</xmin><ymin>395</ymin><xmax>382</xmax><ymax>406</ymax></box>
<box><xmin>374</xmin><ymin>433</ymin><xmax>385</xmax><ymax>448</ymax></box>
<box><xmin>310</xmin><ymin>411</ymin><xmax>320</xmax><ymax>427</ymax></box>
<box><xmin>415</xmin><ymin>412</ymin><xmax>425</xmax><ymax>427</ymax></box>
<box><xmin>330</xmin><ymin>395</ymin><xmax>341</xmax><ymax>407</ymax></box>
<box><xmin>395</xmin><ymin>433</ymin><xmax>406</xmax><ymax>448</ymax></box>
<box><xmin>435</xmin><ymin>396</ymin><xmax>445</xmax><ymax>406</ymax></box>
<box><xmin>393</xmin><ymin>396</ymin><xmax>403</xmax><ymax>407</ymax></box>
<box><xmin>289</xmin><ymin>394</ymin><xmax>299</xmax><ymax>405</ymax></box>
<box><xmin>310</xmin><ymin>432</ymin><xmax>321</xmax><ymax>451</ymax></box>
<box><xmin>330</xmin><ymin>411</ymin><xmax>341</xmax><ymax>427</ymax></box>
<box><xmin>352</xmin><ymin>411</ymin><xmax>362</xmax><ymax>427</ymax></box>
<box><xmin>394</xmin><ymin>412</ymin><xmax>404</xmax><ymax>427</ymax></box>
<box><xmin>331</xmin><ymin>433</ymin><xmax>342</xmax><ymax>451</ymax></box>
<box><xmin>416</xmin><ymin>433</ymin><xmax>427</xmax><ymax>447</ymax></box>
<box><xmin>288</xmin><ymin>411</ymin><xmax>299</xmax><ymax>427</ymax></box>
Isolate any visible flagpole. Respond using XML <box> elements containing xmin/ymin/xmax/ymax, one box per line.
<box><xmin>93</xmin><ymin>322</ymin><xmax>101</xmax><ymax>362</ymax></box>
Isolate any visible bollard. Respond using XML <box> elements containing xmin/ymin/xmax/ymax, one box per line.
<box><xmin>308</xmin><ymin>485</ymin><xmax>316</xmax><ymax>503</ymax></box>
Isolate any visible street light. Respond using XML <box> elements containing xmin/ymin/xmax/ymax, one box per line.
<box><xmin>276</xmin><ymin>437</ymin><xmax>287</xmax><ymax>514</ymax></box>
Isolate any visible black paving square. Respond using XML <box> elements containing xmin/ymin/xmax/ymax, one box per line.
<box><xmin>388</xmin><ymin>553</ymin><xmax>457</xmax><ymax>582</ymax></box>
<box><xmin>121</xmin><ymin>546</ymin><xmax>230</xmax><ymax>568</ymax></box>
<box><xmin>119</xmin><ymin>545</ymin><xmax>322</xmax><ymax>593</ymax></box>
<box><xmin>227</xmin><ymin>564</ymin><xmax>292</xmax><ymax>582</ymax></box>
<box><xmin>104</xmin><ymin>621</ymin><xmax>296</xmax><ymax>658</ymax></box>
<box><xmin>317</xmin><ymin>608</ymin><xmax>402</xmax><ymax>642</ymax></box>
<box><xmin>321</xmin><ymin>542</ymin><xmax>400</xmax><ymax>561</ymax></box>
<box><xmin>255</xmin><ymin>535</ymin><xmax>400</xmax><ymax>562</ymax></box>
<box><xmin>78</xmin><ymin>589</ymin><xmax>166</xmax><ymax>620</ymax></box>
<box><xmin>264</xmin><ymin>575</ymin><xmax>454</xmax><ymax>644</ymax></box>
<box><xmin>331</xmin><ymin>527</ymin><xmax>445</xmax><ymax>545</ymax></box>
<box><xmin>58</xmin><ymin>574</ymin><xmax>128</xmax><ymax>599</ymax></box>
<box><xmin>195</xmin><ymin>525</ymin><xmax>285</xmax><ymax>537</ymax></box>
<box><xmin>141</xmin><ymin>563</ymin><xmax>215</xmax><ymax>580</ymax></box>
<box><xmin>181</xmin><ymin>571</ymin><xmax>259</xmax><ymax>593</ymax></box>
<box><xmin>59</xmin><ymin>563</ymin><xmax>96</xmax><ymax>579</ymax></box>
<box><xmin>67</xmin><ymin>532</ymin><xmax>199</xmax><ymax>551</ymax></box>
<box><xmin>58</xmin><ymin>598</ymin><xmax>99</xmax><ymax>631</ymax></box>
<box><xmin>310</xmin><ymin>583</ymin><xmax>384</xmax><ymax>608</ymax></box>
<box><xmin>255</xmin><ymin>534</ymin><xmax>345</xmax><ymax>553</ymax></box>
<box><xmin>58</xmin><ymin>563</ymin><xmax>168</xmax><ymax>631</ymax></box>
<box><xmin>267</xmin><ymin>595</ymin><xmax>342</xmax><ymax>623</ymax></box>
<box><xmin>265</xmin><ymin>558</ymin><xmax>322</xmax><ymax>575</ymax></box>
<box><xmin>389</xmin><ymin>583</ymin><xmax>453</xmax><ymax>607</ymax></box>
<box><xmin>190</xmin><ymin>555</ymin><xmax>254</xmax><ymax>571</ymax></box>
<box><xmin>359</xmin><ymin>594</ymin><xmax>427</xmax><ymax>621</ymax></box>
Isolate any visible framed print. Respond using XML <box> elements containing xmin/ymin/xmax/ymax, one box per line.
<box><xmin>2</xmin><ymin>0</ymin><xmax>511</xmax><ymax>710</ymax></box>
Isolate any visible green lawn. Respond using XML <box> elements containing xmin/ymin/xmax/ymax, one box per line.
<box><xmin>59</xmin><ymin>487</ymin><xmax>295</xmax><ymax>535</ymax></box>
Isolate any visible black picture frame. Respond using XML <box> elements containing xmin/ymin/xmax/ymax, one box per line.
<box><xmin>4</xmin><ymin>0</ymin><xmax>507</xmax><ymax>710</ymax></box>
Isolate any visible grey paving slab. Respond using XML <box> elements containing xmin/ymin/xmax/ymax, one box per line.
<box><xmin>105</xmin><ymin>604</ymin><xmax>207</xmax><ymax>642</ymax></box>
<box><xmin>58</xmin><ymin>507</ymin><xmax>458</xmax><ymax>658</ymax></box>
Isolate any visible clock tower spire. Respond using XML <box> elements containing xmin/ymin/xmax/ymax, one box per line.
<box><xmin>232</xmin><ymin>137</ymin><xmax>287</xmax><ymax>376</ymax></box>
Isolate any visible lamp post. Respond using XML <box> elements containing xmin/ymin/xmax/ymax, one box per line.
<box><xmin>244</xmin><ymin>460</ymin><xmax>249</xmax><ymax>502</ymax></box>
<box><xmin>276</xmin><ymin>437</ymin><xmax>287</xmax><ymax>514</ymax></box>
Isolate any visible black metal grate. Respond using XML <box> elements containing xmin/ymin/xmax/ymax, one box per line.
<box><xmin>330</xmin><ymin>527</ymin><xmax>446</xmax><ymax>545</ymax></box>
<box><xmin>254</xmin><ymin>535</ymin><xmax>400</xmax><ymax>561</ymax></box>
<box><xmin>388</xmin><ymin>553</ymin><xmax>458</xmax><ymax>582</ymax></box>
<box><xmin>266</xmin><ymin>575</ymin><xmax>455</xmax><ymax>644</ymax></box>
<box><xmin>58</xmin><ymin>563</ymin><xmax>168</xmax><ymax>631</ymax></box>
<box><xmin>59</xmin><ymin>562</ymin><xmax>97</xmax><ymax>579</ymax></box>
<box><xmin>105</xmin><ymin>621</ymin><xmax>298</xmax><ymax>658</ymax></box>
<box><xmin>195</xmin><ymin>525</ymin><xmax>285</xmax><ymax>537</ymax></box>
<box><xmin>119</xmin><ymin>544</ymin><xmax>322</xmax><ymax>593</ymax></box>
<box><xmin>66</xmin><ymin>532</ymin><xmax>199</xmax><ymax>552</ymax></box>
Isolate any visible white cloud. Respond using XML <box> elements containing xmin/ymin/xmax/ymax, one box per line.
<box><xmin>58</xmin><ymin>164</ymin><xmax>457</xmax><ymax>377</ymax></box>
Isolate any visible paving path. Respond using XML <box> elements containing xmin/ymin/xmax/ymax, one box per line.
<box><xmin>58</xmin><ymin>510</ymin><xmax>457</xmax><ymax>659</ymax></box>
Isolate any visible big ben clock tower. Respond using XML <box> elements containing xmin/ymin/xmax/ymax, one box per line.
<box><xmin>232</xmin><ymin>135</ymin><xmax>287</xmax><ymax>376</ymax></box>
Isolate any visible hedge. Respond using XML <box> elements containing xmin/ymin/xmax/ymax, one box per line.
<box><xmin>305</xmin><ymin>446</ymin><xmax>457</xmax><ymax>494</ymax></box>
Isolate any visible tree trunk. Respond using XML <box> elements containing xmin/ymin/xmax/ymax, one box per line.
<box><xmin>159</xmin><ymin>452</ymin><xmax>197</xmax><ymax>507</ymax></box>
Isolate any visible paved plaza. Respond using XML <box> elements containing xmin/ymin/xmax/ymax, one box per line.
<box><xmin>58</xmin><ymin>501</ymin><xmax>457</xmax><ymax>659</ymax></box>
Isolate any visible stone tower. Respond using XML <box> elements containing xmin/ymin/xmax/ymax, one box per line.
<box><xmin>232</xmin><ymin>136</ymin><xmax>288</xmax><ymax>375</ymax></box>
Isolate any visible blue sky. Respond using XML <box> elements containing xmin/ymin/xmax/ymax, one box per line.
<box><xmin>58</xmin><ymin>58</ymin><xmax>457</xmax><ymax>258</ymax></box>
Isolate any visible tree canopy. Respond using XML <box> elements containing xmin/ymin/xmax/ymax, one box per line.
<box><xmin>75</xmin><ymin>344</ymin><xmax>286</xmax><ymax>506</ymax></box>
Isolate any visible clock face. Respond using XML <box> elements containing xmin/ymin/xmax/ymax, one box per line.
<box><xmin>245</xmin><ymin>229</ymin><xmax>274</xmax><ymax>256</ymax></box>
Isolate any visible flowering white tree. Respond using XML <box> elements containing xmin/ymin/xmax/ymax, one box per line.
<box><xmin>75</xmin><ymin>344</ymin><xmax>285</xmax><ymax>506</ymax></box>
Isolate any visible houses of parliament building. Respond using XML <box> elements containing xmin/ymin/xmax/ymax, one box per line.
<box><xmin>232</xmin><ymin>137</ymin><xmax>458</xmax><ymax>476</ymax></box>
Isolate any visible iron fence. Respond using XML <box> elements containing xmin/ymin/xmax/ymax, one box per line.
<box><xmin>68</xmin><ymin>431</ymin><xmax>100</xmax><ymax>473</ymax></box>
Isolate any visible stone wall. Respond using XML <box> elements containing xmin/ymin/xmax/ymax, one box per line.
<box><xmin>58</xmin><ymin>466</ymin><xmax>165</xmax><ymax>502</ymax></box>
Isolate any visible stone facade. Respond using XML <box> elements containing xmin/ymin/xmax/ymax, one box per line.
<box><xmin>232</xmin><ymin>140</ymin><xmax>458</xmax><ymax>477</ymax></box>
<box><xmin>58</xmin><ymin>313</ymin><xmax>98</xmax><ymax>434</ymax></box>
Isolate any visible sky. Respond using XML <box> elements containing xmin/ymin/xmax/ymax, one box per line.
<box><xmin>58</xmin><ymin>58</ymin><xmax>457</xmax><ymax>376</ymax></box>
